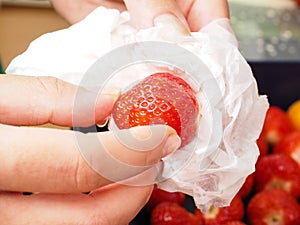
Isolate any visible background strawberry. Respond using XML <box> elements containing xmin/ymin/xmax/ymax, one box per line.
<box><xmin>150</xmin><ymin>202</ymin><xmax>203</xmax><ymax>225</ymax></box>
<box><xmin>273</xmin><ymin>131</ymin><xmax>300</xmax><ymax>166</ymax></box>
<box><xmin>256</xmin><ymin>132</ymin><xmax>269</xmax><ymax>157</ymax></box>
<box><xmin>223</xmin><ymin>221</ymin><xmax>247</xmax><ymax>225</ymax></box>
<box><xmin>112</xmin><ymin>72</ymin><xmax>199</xmax><ymax>147</ymax></box>
<box><xmin>143</xmin><ymin>185</ymin><xmax>186</xmax><ymax>212</ymax></box>
<box><xmin>237</xmin><ymin>173</ymin><xmax>255</xmax><ymax>199</ymax></box>
<box><xmin>261</xmin><ymin>106</ymin><xmax>294</xmax><ymax>147</ymax></box>
<box><xmin>247</xmin><ymin>189</ymin><xmax>300</xmax><ymax>225</ymax></box>
<box><xmin>254</xmin><ymin>153</ymin><xmax>300</xmax><ymax>198</ymax></box>
<box><xmin>197</xmin><ymin>195</ymin><xmax>244</xmax><ymax>225</ymax></box>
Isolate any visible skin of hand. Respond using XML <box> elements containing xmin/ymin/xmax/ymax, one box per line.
<box><xmin>51</xmin><ymin>0</ymin><xmax>229</xmax><ymax>31</ymax></box>
<box><xmin>0</xmin><ymin>75</ymin><xmax>180</xmax><ymax>225</ymax></box>
<box><xmin>1</xmin><ymin>1</ymin><xmax>230</xmax><ymax>224</ymax></box>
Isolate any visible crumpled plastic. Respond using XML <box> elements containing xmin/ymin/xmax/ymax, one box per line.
<box><xmin>6</xmin><ymin>7</ymin><xmax>269</xmax><ymax>211</ymax></box>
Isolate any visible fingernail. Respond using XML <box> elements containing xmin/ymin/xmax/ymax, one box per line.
<box><xmin>163</xmin><ymin>134</ymin><xmax>181</xmax><ymax>157</ymax></box>
<box><xmin>154</xmin><ymin>13</ymin><xmax>190</xmax><ymax>35</ymax></box>
<box><xmin>96</xmin><ymin>88</ymin><xmax>121</xmax><ymax>104</ymax></box>
<box><xmin>101</xmin><ymin>87</ymin><xmax>121</xmax><ymax>99</ymax></box>
<box><xmin>96</xmin><ymin>118</ymin><xmax>109</xmax><ymax>128</ymax></box>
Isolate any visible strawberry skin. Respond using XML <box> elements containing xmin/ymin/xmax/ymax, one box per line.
<box><xmin>273</xmin><ymin>131</ymin><xmax>300</xmax><ymax>166</ymax></box>
<box><xmin>223</xmin><ymin>221</ymin><xmax>247</xmax><ymax>225</ymax></box>
<box><xmin>247</xmin><ymin>189</ymin><xmax>300</xmax><ymax>225</ymax></box>
<box><xmin>151</xmin><ymin>202</ymin><xmax>203</xmax><ymax>225</ymax></box>
<box><xmin>112</xmin><ymin>73</ymin><xmax>199</xmax><ymax>147</ymax></box>
<box><xmin>144</xmin><ymin>185</ymin><xmax>186</xmax><ymax>212</ymax></box>
<box><xmin>237</xmin><ymin>173</ymin><xmax>255</xmax><ymax>199</ymax></box>
<box><xmin>261</xmin><ymin>106</ymin><xmax>294</xmax><ymax>146</ymax></box>
<box><xmin>198</xmin><ymin>195</ymin><xmax>244</xmax><ymax>225</ymax></box>
<box><xmin>257</xmin><ymin>132</ymin><xmax>269</xmax><ymax>157</ymax></box>
<box><xmin>254</xmin><ymin>154</ymin><xmax>300</xmax><ymax>198</ymax></box>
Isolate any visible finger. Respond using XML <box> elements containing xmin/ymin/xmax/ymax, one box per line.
<box><xmin>0</xmin><ymin>124</ymin><xmax>180</xmax><ymax>193</ymax></box>
<box><xmin>0</xmin><ymin>184</ymin><xmax>153</xmax><ymax>225</ymax></box>
<box><xmin>124</xmin><ymin>0</ymin><xmax>189</xmax><ymax>31</ymax></box>
<box><xmin>0</xmin><ymin>75</ymin><xmax>119</xmax><ymax>127</ymax></box>
<box><xmin>177</xmin><ymin>0</ymin><xmax>230</xmax><ymax>31</ymax></box>
<box><xmin>51</xmin><ymin>0</ymin><xmax>126</xmax><ymax>24</ymax></box>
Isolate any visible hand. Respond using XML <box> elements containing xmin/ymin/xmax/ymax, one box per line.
<box><xmin>2</xmin><ymin>1</ymin><xmax>229</xmax><ymax>223</ymax></box>
<box><xmin>0</xmin><ymin>75</ymin><xmax>180</xmax><ymax>224</ymax></box>
<box><xmin>50</xmin><ymin>0</ymin><xmax>126</xmax><ymax>25</ymax></box>
<box><xmin>124</xmin><ymin>0</ymin><xmax>229</xmax><ymax>31</ymax></box>
<box><xmin>51</xmin><ymin>0</ymin><xmax>229</xmax><ymax>31</ymax></box>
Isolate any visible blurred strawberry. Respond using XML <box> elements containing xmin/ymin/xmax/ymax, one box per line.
<box><xmin>254</xmin><ymin>154</ymin><xmax>300</xmax><ymax>198</ymax></box>
<box><xmin>273</xmin><ymin>131</ymin><xmax>300</xmax><ymax>166</ymax></box>
<box><xmin>197</xmin><ymin>195</ymin><xmax>244</xmax><ymax>225</ymax></box>
<box><xmin>151</xmin><ymin>202</ymin><xmax>203</xmax><ymax>225</ymax></box>
<box><xmin>223</xmin><ymin>221</ymin><xmax>247</xmax><ymax>225</ymax></box>
<box><xmin>144</xmin><ymin>185</ymin><xmax>186</xmax><ymax>212</ymax></box>
<box><xmin>257</xmin><ymin>132</ymin><xmax>269</xmax><ymax>157</ymax></box>
<box><xmin>237</xmin><ymin>173</ymin><xmax>255</xmax><ymax>199</ymax></box>
<box><xmin>247</xmin><ymin>189</ymin><xmax>300</xmax><ymax>225</ymax></box>
<box><xmin>261</xmin><ymin>106</ymin><xmax>294</xmax><ymax>147</ymax></box>
<box><xmin>112</xmin><ymin>72</ymin><xmax>200</xmax><ymax>147</ymax></box>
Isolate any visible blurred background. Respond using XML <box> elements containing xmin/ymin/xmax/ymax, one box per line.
<box><xmin>1</xmin><ymin>0</ymin><xmax>299</xmax><ymax>108</ymax></box>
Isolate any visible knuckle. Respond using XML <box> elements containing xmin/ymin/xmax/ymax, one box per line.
<box><xmin>35</xmin><ymin>76</ymin><xmax>67</xmax><ymax>103</ymax></box>
<box><xmin>73</xmin><ymin>155</ymin><xmax>100</xmax><ymax>192</ymax></box>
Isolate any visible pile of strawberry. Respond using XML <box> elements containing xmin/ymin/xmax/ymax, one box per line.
<box><xmin>132</xmin><ymin>101</ymin><xmax>300</xmax><ymax>225</ymax></box>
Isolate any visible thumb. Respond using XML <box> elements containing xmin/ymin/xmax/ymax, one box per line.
<box><xmin>79</xmin><ymin>125</ymin><xmax>181</xmax><ymax>185</ymax></box>
<box><xmin>124</xmin><ymin>0</ymin><xmax>189</xmax><ymax>31</ymax></box>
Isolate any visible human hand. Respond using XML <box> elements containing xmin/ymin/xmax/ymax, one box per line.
<box><xmin>51</xmin><ymin>0</ymin><xmax>229</xmax><ymax>31</ymax></box>
<box><xmin>124</xmin><ymin>0</ymin><xmax>229</xmax><ymax>31</ymax></box>
<box><xmin>2</xmin><ymin>1</ymin><xmax>229</xmax><ymax>224</ymax></box>
<box><xmin>0</xmin><ymin>75</ymin><xmax>180</xmax><ymax>224</ymax></box>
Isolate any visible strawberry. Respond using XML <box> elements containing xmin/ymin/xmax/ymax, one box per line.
<box><xmin>254</xmin><ymin>154</ymin><xmax>300</xmax><ymax>198</ymax></box>
<box><xmin>273</xmin><ymin>131</ymin><xmax>300</xmax><ymax>166</ymax></box>
<box><xmin>144</xmin><ymin>185</ymin><xmax>186</xmax><ymax>212</ymax></box>
<box><xmin>261</xmin><ymin>106</ymin><xmax>294</xmax><ymax>147</ymax></box>
<box><xmin>150</xmin><ymin>202</ymin><xmax>203</xmax><ymax>225</ymax></box>
<box><xmin>223</xmin><ymin>221</ymin><xmax>246</xmax><ymax>225</ymax></box>
<box><xmin>247</xmin><ymin>189</ymin><xmax>300</xmax><ymax>225</ymax></box>
<box><xmin>257</xmin><ymin>132</ymin><xmax>269</xmax><ymax>157</ymax></box>
<box><xmin>237</xmin><ymin>173</ymin><xmax>255</xmax><ymax>199</ymax></box>
<box><xmin>197</xmin><ymin>195</ymin><xmax>244</xmax><ymax>225</ymax></box>
<box><xmin>112</xmin><ymin>72</ymin><xmax>200</xmax><ymax>147</ymax></box>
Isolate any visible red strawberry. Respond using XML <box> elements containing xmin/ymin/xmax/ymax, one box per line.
<box><xmin>151</xmin><ymin>202</ymin><xmax>203</xmax><ymax>225</ymax></box>
<box><xmin>112</xmin><ymin>72</ymin><xmax>200</xmax><ymax>147</ymax></box>
<box><xmin>144</xmin><ymin>185</ymin><xmax>186</xmax><ymax>212</ymax></box>
<box><xmin>257</xmin><ymin>132</ymin><xmax>269</xmax><ymax>157</ymax></box>
<box><xmin>237</xmin><ymin>173</ymin><xmax>255</xmax><ymax>199</ymax></box>
<box><xmin>273</xmin><ymin>131</ymin><xmax>300</xmax><ymax>166</ymax></box>
<box><xmin>261</xmin><ymin>106</ymin><xmax>294</xmax><ymax>146</ymax></box>
<box><xmin>247</xmin><ymin>189</ymin><xmax>300</xmax><ymax>225</ymax></box>
<box><xmin>254</xmin><ymin>154</ymin><xmax>300</xmax><ymax>198</ymax></box>
<box><xmin>197</xmin><ymin>195</ymin><xmax>244</xmax><ymax>225</ymax></box>
<box><xmin>223</xmin><ymin>221</ymin><xmax>247</xmax><ymax>225</ymax></box>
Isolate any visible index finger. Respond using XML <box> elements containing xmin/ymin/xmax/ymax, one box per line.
<box><xmin>0</xmin><ymin>75</ymin><xmax>119</xmax><ymax>127</ymax></box>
